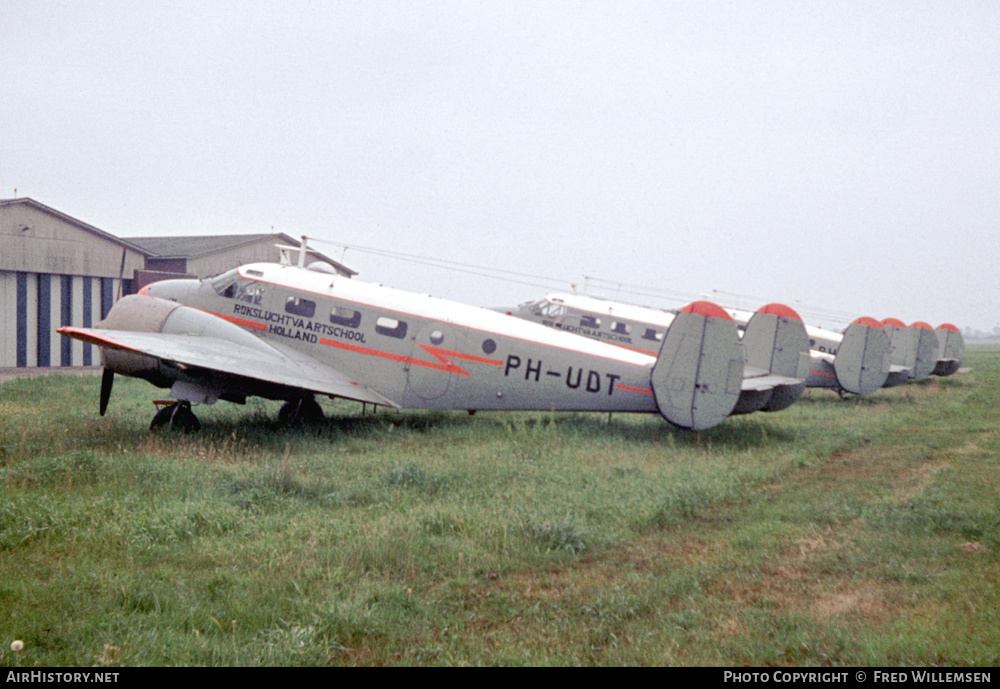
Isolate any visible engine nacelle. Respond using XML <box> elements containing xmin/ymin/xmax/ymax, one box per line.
<box><xmin>97</xmin><ymin>294</ymin><xmax>275</xmax><ymax>392</ymax></box>
<box><xmin>98</xmin><ymin>295</ymin><xmax>183</xmax><ymax>382</ymax></box>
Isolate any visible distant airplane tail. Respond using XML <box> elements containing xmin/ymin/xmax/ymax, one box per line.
<box><xmin>650</xmin><ymin>301</ymin><xmax>743</xmax><ymax>430</ymax></box>
<box><xmin>833</xmin><ymin>317</ymin><xmax>891</xmax><ymax>395</ymax></box>
<box><xmin>880</xmin><ymin>318</ymin><xmax>916</xmax><ymax>388</ymax></box>
<box><xmin>933</xmin><ymin>323</ymin><xmax>964</xmax><ymax>376</ymax></box>
<box><xmin>739</xmin><ymin>303</ymin><xmax>811</xmax><ymax>412</ymax></box>
<box><xmin>908</xmin><ymin>322</ymin><xmax>939</xmax><ymax>379</ymax></box>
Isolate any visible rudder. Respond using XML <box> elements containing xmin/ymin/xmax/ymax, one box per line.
<box><xmin>651</xmin><ymin>301</ymin><xmax>743</xmax><ymax>430</ymax></box>
<box><xmin>834</xmin><ymin>317</ymin><xmax>890</xmax><ymax>395</ymax></box>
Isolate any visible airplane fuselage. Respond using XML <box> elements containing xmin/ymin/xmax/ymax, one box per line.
<box><xmin>143</xmin><ymin>264</ymin><xmax>662</xmax><ymax>414</ymax></box>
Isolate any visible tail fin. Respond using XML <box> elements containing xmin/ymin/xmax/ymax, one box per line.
<box><xmin>932</xmin><ymin>323</ymin><xmax>964</xmax><ymax>376</ymax></box>
<box><xmin>833</xmin><ymin>317</ymin><xmax>890</xmax><ymax>395</ymax></box>
<box><xmin>880</xmin><ymin>318</ymin><xmax>915</xmax><ymax>388</ymax></box>
<box><xmin>740</xmin><ymin>303</ymin><xmax>811</xmax><ymax>412</ymax></box>
<box><xmin>908</xmin><ymin>321</ymin><xmax>939</xmax><ymax>379</ymax></box>
<box><xmin>651</xmin><ymin>301</ymin><xmax>743</xmax><ymax>430</ymax></box>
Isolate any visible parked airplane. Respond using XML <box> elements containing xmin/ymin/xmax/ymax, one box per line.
<box><xmin>795</xmin><ymin>318</ymin><xmax>891</xmax><ymax>395</ymax></box>
<box><xmin>758</xmin><ymin>316</ymin><xmax>963</xmax><ymax>390</ymax></box>
<box><xmin>58</xmin><ymin>242</ymin><xmax>750</xmax><ymax>432</ymax></box>
<box><xmin>510</xmin><ymin>293</ymin><xmax>909</xmax><ymax>398</ymax></box>
<box><xmin>695</xmin><ymin>310</ymin><xmax>961</xmax><ymax>385</ymax></box>
<box><xmin>507</xmin><ymin>293</ymin><xmax>812</xmax><ymax>414</ymax></box>
<box><xmin>703</xmin><ymin>311</ymin><xmax>961</xmax><ymax>389</ymax></box>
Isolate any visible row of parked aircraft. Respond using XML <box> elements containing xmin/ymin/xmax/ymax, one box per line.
<box><xmin>508</xmin><ymin>293</ymin><xmax>965</xmax><ymax>397</ymax></box>
<box><xmin>57</xmin><ymin>239</ymin><xmax>965</xmax><ymax>433</ymax></box>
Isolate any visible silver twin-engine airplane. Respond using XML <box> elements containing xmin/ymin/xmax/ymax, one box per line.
<box><xmin>58</xmin><ymin>243</ymin><xmax>753</xmax><ymax>432</ymax></box>
<box><xmin>507</xmin><ymin>292</ymin><xmax>813</xmax><ymax>415</ymax></box>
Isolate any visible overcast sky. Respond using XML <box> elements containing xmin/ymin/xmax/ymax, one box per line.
<box><xmin>4</xmin><ymin>1</ymin><xmax>998</xmax><ymax>331</ymax></box>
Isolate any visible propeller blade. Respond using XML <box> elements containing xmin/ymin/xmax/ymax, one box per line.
<box><xmin>100</xmin><ymin>368</ymin><xmax>114</xmax><ymax>416</ymax></box>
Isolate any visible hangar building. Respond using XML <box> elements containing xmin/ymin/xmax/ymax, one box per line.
<box><xmin>1</xmin><ymin>198</ymin><xmax>148</xmax><ymax>369</ymax></box>
<box><xmin>1</xmin><ymin>197</ymin><xmax>351</xmax><ymax>370</ymax></box>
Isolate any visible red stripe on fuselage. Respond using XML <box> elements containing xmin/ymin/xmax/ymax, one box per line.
<box><xmin>213</xmin><ymin>312</ymin><xmax>267</xmax><ymax>331</ymax></box>
<box><xmin>616</xmin><ymin>383</ymin><xmax>653</xmax><ymax>395</ymax></box>
<box><xmin>201</xmin><ymin>306</ymin><xmax>498</xmax><ymax>375</ymax></box>
<box><xmin>317</xmin><ymin>337</ymin><xmax>503</xmax><ymax>376</ymax></box>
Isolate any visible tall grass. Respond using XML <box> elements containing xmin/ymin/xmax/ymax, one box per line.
<box><xmin>1</xmin><ymin>348</ymin><xmax>998</xmax><ymax>665</ymax></box>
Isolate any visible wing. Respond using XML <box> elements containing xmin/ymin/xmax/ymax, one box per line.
<box><xmin>57</xmin><ymin>326</ymin><xmax>400</xmax><ymax>408</ymax></box>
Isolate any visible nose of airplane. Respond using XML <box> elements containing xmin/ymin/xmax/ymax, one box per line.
<box><xmin>141</xmin><ymin>278</ymin><xmax>200</xmax><ymax>301</ymax></box>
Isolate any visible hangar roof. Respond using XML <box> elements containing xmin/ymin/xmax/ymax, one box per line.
<box><xmin>127</xmin><ymin>233</ymin><xmax>357</xmax><ymax>277</ymax></box>
<box><xmin>0</xmin><ymin>197</ymin><xmax>150</xmax><ymax>255</ymax></box>
<box><xmin>128</xmin><ymin>234</ymin><xmax>290</xmax><ymax>259</ymax></box>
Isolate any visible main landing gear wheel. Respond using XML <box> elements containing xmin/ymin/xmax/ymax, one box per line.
<box><xmin>150</xmin><ymin>401</ymin><xmax>201</xmax><ymax>433</ymax></box>
<box><xmin>278</xmin><ymin>396</ymin><xmax>325</xmax><ymax>425</ymax></box>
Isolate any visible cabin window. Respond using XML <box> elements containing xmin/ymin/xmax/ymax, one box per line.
<box><xmin>285</xmin><ymin>296</ymin><xmax>316</xmax><ymax>318</ymax></box>
<box><xmin>330</xmin><ymin>306</ymin><xmax>361</xmax><ymax>328</ymax></box>
<box><xmin>375</xmin><ymin>316</ymin><xmax>408</xmax><ymax>339</ymax></box>
<box><xmin>611</xmin><ymin>321</ymin><xmax>631</xmax><ymax>335</ymax></box>
<box><xmin>482</xmin><ymin>339</ymin><xmax>497</xmax><ymax>354</ymax></box>
<box><xmin>581</xmin><ymin>315</ymin><xmax>601</xmax><ymax>329</ymax></box>
<box><xmin>429</xmin><ymin>330</ymin><xmax>445</xmax><ymax>345</ymax></box>
<box><xmin>642</xmin><ymin>328</ymin><xmax>663</xmax><ymax>342</ymax></box>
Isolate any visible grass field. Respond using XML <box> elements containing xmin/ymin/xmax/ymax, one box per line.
<box><xmin>1</xmin><ymin>347</ymin><xmax>998</xmax><ymax>666</ymax></box>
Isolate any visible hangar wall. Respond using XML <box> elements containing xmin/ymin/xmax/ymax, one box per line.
<box><xmin>1</xmin><ymin>198</ymin><xmax>143</xmax><ymax>369</ymax></box>
<box><xmin>0</xmin><ymin>270</ymin><xmax>128</xmax><ymax>367</ymax></box>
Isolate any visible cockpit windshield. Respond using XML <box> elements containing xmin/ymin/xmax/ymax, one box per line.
<box><xmin>210</xmin><ymin>269</ymin><xmax>239</xmax><ymax>298</ymax></box>
<box><xmin>236</xmin><ymin>280</ymin><xmax>264</xmax><ymax>305</ymax></box>
<box><xmin>538</xmin><ymin>301</ymin><xmax>567</xmax><ymax>318</ymax></box>
<box><xmin>209</xmin><ymin>270</ymin><xmax>265</xmax><ymax>305</ymax></box>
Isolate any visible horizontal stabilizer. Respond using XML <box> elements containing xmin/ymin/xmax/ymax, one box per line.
<box><xmin>834</xmin><ymin>317</ymin><xmax>890</xmax><ymax>395</ymax></box>
<box><xmin>732</xmin><ymin>387</ymin><xmax>773</xmax><ymax>415</ymax></box>
<box><xmin>651</xmin><ymin>301</ymin><xmax>743</xmax><ymax>430</ymax></box>
<box><xmin>883</xmin><ymin>365</ymin><xmax>913</xmax><ymax>388</ymax></box>
<box><xmin>765</xmin><ymin>379</ymin><xmax>809</xmax><ymax>411</ymax></box>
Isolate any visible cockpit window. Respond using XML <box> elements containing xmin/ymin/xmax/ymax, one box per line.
<box><xmin>236</xmin><ymin>280</ymin><xmax>265</xmax><ymax>305</ymax></box>
<box><xmin>536</xmin><ymin>302</ymin><xmax>566</xmax><ymax>318</ymax></box>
